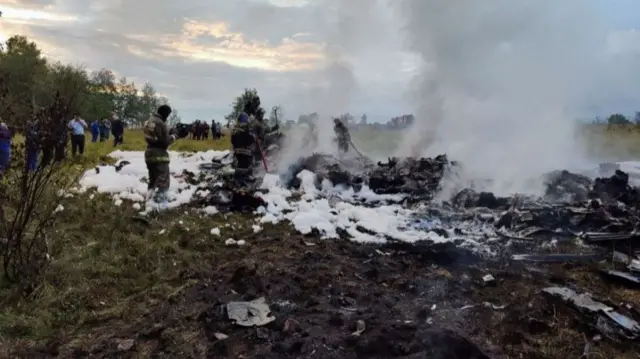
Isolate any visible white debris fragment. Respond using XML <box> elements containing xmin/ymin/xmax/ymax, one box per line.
<box><xmin>210</xmin><ymin>228</ymin><xmax>221</xmax><ymax>236</ymax></box>
<box><xmin>132</xmin><ymin>203</ymin><xmax>141</xmax><ymax>210</ymax></box>
<box><xmin>252</xmin><ymin>225</ymin><xmax>262</xmax><ymax>233</ymax></box>
<box><xmin>214</xmin><ymin>332</ymin><xmax>228</xmax><ymax>340</ymax></box>
<box><xmin>225</xmin><ymin>238</ymin><xmax>237</xmax><ymax>246</ymax></box>
<box><xmin>54</xmin><ymin>204</ymin><xmax>64</xmax><ymax>213</ymax></box>
<box><xmin>159</xmin><ymin>229</ymin><xmax>166</xmax><ymax>235</ymax></box>
<box><xmin>203</xmin><ymin>206</ymin><xmax>218</xmax><ymax>215</ymax></box>
<box><xmin>482</xmin><ymin>274</ymin><xmax>495</xmax><ymax>283</ymax></box>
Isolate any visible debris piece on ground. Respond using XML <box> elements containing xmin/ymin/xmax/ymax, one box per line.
<box><xmin>213</xmin><ymin>332</ymin><xmax>228</xmax><ymax>340</ymax></box>
<box><xmin>599</xmin><ymin>270</ymin><xmax>640</xmax><ymax>287</ymax></box>
<box><xmin>226</xmin><ymin>297</ymin><xmax>275</xmax><ymax>327</ymax></box>
<box><xmin>542</xmin><ymin>287</ymin><xmax>640</xmax><ymax>340</ymax></box>
<box><xmin>351</xmin><ymin>319</ymin><xmax>366</xmax><ymax>336</ymax></box>
<box><xmin>115</xmin><ymin>339</ymin><xmax>135</xmax><ymax>351</ymax></box>
<box><xmin>512</xmin><ymin>253</ymin><xmax>605</xmax><ymax>263</ymax></box>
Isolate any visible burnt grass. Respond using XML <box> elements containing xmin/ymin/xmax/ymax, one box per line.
<box><xmin>0</xmin><ymin>196</ymin><xmax>636</xmax><ymax>359</ymax></box>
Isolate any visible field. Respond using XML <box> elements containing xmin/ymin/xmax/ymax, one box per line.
<box><xmin>1</xmin><ymin>126</ymin><xmax>640</xmax><ymax>358</ymax></box>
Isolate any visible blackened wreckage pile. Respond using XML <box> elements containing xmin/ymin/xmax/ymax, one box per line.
<box><xmin>191</xmin><ymin>151</ymin><xmax>640</xmax><ymax>341</ymax></box>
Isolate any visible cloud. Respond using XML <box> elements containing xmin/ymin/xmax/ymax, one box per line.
<box><xmin>0</xmin><ymin>0</ymin><xmax>639</xmax><ymax>127</ymax></box>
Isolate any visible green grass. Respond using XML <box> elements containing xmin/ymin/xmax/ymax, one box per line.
<box><xmin>1</xmin><ymin>125</ymin><xmax>640</xmax><ymax>355</ymax></box>
<box><xmin>0</xmin><ymin>129</ymin><xmax>234</xmax><ymax>350</ymax></box>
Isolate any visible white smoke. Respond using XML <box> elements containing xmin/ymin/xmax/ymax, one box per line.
<box><xmin>394</xmin><ymin>0</ymin><xmax>613</xmax><ymax>196</ymax></box>
<box><xmin>277</xmin><ymin>0</ymin><xmax>381</xmax><ymax>171</ymax></box>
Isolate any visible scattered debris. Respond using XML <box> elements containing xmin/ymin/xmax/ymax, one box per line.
<box><xmin>542</xmin><ymin>287</ymin><xmax>640</xmax><ymax>340</ymax></box>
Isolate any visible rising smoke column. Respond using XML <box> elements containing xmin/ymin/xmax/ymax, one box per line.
<box><xmin>395</xmin><ymin>0</ymin><xmax>609</xmax><ymax>196</ymax></box>
<box><xmin>277</xmin><ymin>0</ymin><xmax>382</xmax><ymax>173</ymax></box>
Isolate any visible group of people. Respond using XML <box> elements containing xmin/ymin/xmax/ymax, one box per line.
<box><xmin>182</xmin><ymin>120</ymin><xmax>223</xmax><ymax>140</ymax></box>
<box><xmin>0</xmin><ymin>112</ymin><xmax>126</xmax><ymax>175</ymax></box>
<box><xmin>68</xmin><ymin>112</ymin><xmax>125</xmax><ymax>156</ymax></box>
<box><xmin>90</xmin><ymin>114</ymin><xmax>124</xmax><ymax>145</ymax></box>
<box><xmin>140</xmin><ymin>105</ymin><xmax>281</xmax><ymax>209</ymax></box>
<box><xmin>190</xmin><ymin>120</ymin><xmax>222</xmax><ymax>140</ymax></box>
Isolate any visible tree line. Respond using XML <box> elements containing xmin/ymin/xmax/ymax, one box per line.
<box><xmin>0</xmin><ymin>35</ymin><xmax>180</xmax><ymax>130</ymax></box>
<box><xmin>594</xmin><ymin>112</ymin><xmax>640</xmax><ymax>126</ymax></box>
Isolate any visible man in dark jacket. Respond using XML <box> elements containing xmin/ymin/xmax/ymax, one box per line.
<box><xmin>111</xmin><ymin>112</ymin><xmax>124</xmax><ymax>146</ymax></box>
<box><xmin>231</xmin><ymin>112</ymin><xmax>256</xmax><ymax>186</ymax></box>
<box><xmin>143</xmin><ymin>105</ymin><xmax>177</xmax><ymax>209</ymax></box>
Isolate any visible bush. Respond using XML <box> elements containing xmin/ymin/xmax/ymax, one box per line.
<box><xmin>0</xmin><ymin>89</ymin><xmax>76</xmax><ymax>294</ymax></box>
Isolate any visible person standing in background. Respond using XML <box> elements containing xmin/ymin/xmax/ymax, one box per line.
<box><xmin>90</xmin><ymin>120</ymin><xmax>100</xmax><ymax>142</ymax></box>
<box><xmin>0</xmin><ymin>119</ymin><xmax>11</xmax><ymax>174</ymax></box>
<box><xmin>68</xmin><ymin>113</ymin><xmax>87</xmax><ymax>156</ymax></box>
<box><xmin>99</xmin><ymin>118</ymin><xmax>107</xmax><ymax>142</ymax></box>
<box><xmin>103</xmin><ymin>118</ymin><xmax>111</xmax><ymax>141</ymax></box>
<box><xmin>111</xmin><ymin>112</ymin><xmax>124</xmax><ymax>146</ymax></box>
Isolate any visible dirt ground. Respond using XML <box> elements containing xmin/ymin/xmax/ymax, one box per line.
<box><xmin>9</xmin><ymin>219</ymin><xmax>639</xmax><ymax>359</ymax></box>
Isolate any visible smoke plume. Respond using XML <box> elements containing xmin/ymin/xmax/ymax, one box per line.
<box><xmin>395</xmin><ymin>0</ymin><xmax>613</xmax><ymax>196</ymax></box>
<box><xmin>277</xmin><ymin>0</ymin><xmax>384</xmax><ymax>172</ymax></box>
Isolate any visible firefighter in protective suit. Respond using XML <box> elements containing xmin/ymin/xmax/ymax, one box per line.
<box><xmin>143</xmin><ymin>105</ymin><xmax>177</xmax><ymax>209</ymax></box>
<box><xmin>231</xmin><ymin>112</ymin><xmax>256</xmax><ymax>186</ymax></box>
<box><xmin>333</xmin><ymin>118</ymin><xmax>350</xmax><ymax>154</ymax></box>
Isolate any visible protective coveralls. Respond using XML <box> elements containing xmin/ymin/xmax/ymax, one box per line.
<box><xmin>143</xmin><ymin>105</ymin><xmax>176</xmax><ymax>209</ymax></box>
<box><xmin>231</xmin><ymin>113</ymin><xmax>256</xmax><ymax>186</ymax></box>
<box><xmin>333</xmin><ymin>118</ymin><xmax>350</xmax><ymax>154</ymax></box>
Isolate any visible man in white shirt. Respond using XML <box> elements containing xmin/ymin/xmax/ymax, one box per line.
<box><xmin>68</xmin><ymin>113</ymin><xmax>88</xmax><ymax>156</ymax></box>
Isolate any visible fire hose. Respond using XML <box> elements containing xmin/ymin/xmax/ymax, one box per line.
<box><xmin>255</xmin><ymin>137</ymin><xmax>269</xmax><ymax>172</ymax></box>
<box><xmin>349</xmin><ymin>139</ymin><xmax>366</xmax><ymax>158</ymax></box>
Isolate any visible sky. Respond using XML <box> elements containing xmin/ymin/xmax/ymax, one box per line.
<box><xmin>0</xmin><ymin>0</ymin><xmax>640</xmax><ymax>123</ymax></box>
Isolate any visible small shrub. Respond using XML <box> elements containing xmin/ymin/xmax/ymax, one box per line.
<box><xmin>0</xmin><ymin>86</ymin><xmax>78</xmax><ymax>294</ymax></box>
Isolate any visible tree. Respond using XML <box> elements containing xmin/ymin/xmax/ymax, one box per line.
<box><xmin>113</xmin><ymin>76</ymin><xmax>139</xmax><ymax>123</ymax></box>
<box><xmin>0</xmin><ymin>35</ymin><xmax>48</xmax><ymax>122</ymax></box>
<box><xmin>82</xmin><ymin>68</ymin><xmax>117</xmax><ymax>120</ymax></box>
<box><xmin>167</xmin><ymin>108</ymin><xmax>182</xmax><ymax>126</ymax></box>
<box><xmin>606</xmin><ymin>113</ymin><xmax>631</xmax><ymax>125</ymax></box>
<box><xmin>225</xmin><ymin>88</ymin><xmax>264</xmax><ymax>125</ymax></box>
<box><xmin>634</xmin><ymin>112</ymin><xmax>640</xmax><ymax>125</ymax></box>
<box><xmin>0</xmin><ymin>35</ymin><xmax>172</xmax><ymax>128</ymax></box>
<box><xmin>0</xmin><ymin>75</ymin><xmax>81</xmax><ymax>292</ymax></box>
<box><xmin>360</xmin><ymin>114</ymin><xmax>368</xmax><ymax>125</ymax></box>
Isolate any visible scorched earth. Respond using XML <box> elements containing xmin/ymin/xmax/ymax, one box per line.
<box><xmin>55</xmin><ymin>149</ymin><xmax>640</xmax><ymax>359</ymax></box>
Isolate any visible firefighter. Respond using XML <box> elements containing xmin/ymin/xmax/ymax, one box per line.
<box><xmin>143</xmin><ymin>105</ymin><xmax>177</xmax><ymax>209</ymax></box>
<box><xmin>231</xmin><ymin>112</ymin><xmax>256</xmax><ymax>186</ymax></box>
<box><xmin>333</xmin><ymin>117</ymin><xmax>350</xmax><ymax>154</ymax></box>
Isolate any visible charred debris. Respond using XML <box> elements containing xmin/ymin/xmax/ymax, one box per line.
<box><xmin>113</xmin><ymin>150</ymin><xmax>640</xmax><ymax>346</ymax></box>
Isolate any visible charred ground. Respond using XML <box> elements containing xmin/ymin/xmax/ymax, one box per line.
<box><xmin>3</xmin><ymin>131</ymin><xmax>640</xmax><ymax>359</ymax></box>
<box><xmin>8</xmin><ymin>212</ymin><xmax>640</xmax><ymax>359</ymax></box>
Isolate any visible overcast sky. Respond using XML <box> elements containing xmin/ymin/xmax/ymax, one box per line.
<box><xmin>1</xmin><ymin>0</ymin><xmax>640</xmax><ymax>123</ymax></box>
